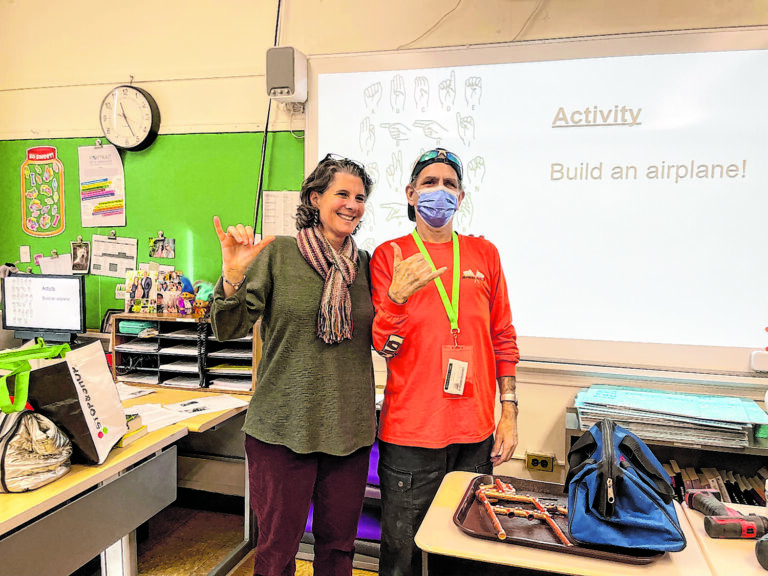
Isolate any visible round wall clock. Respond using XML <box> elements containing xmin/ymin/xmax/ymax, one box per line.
<box><xmin>99</xmin><ymin>85</ymin><xmax>161</xmax><ymax>151</ymax></box>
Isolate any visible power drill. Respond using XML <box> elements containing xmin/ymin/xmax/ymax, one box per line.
<box><xmin>685</xmin><ymin>488</ymin><xmax>768</xmax><ymax>539</ymax></box>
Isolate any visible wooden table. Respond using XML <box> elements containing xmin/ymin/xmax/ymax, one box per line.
<box><xmin>0</xmin><ymin>388</ymin><xmax>249</xmax><ymax>576</ymax></box>
<box><xmin>415</xmin><ymin>471</ymin><xmax>713</xmax><ymax>576</ymax></box>
<box><xmin>683</xmin><ymin>500</ymin><xmax>768</xmax><ymax>575</ymax></box>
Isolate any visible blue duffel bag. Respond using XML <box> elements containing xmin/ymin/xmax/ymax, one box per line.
<box><xmin>564</xmin><ymin>418</ymin><xmax>686</xmax><ymax>552</ymax></box>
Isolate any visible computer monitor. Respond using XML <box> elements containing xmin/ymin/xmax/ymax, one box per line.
<box><xmin>1</xmin><ymin>274</ymin><xmax>87</xmax><ymax>343</ymax></box>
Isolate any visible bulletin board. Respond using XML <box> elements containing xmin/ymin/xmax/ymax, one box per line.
<box><xmin>0</xmin><ymin>132</ymin><xmax>304</xmax><ymax>330</ymax></box>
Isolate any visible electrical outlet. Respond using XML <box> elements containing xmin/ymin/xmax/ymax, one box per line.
<box><xmin>526</xmin><ymin>452</ymin><xmax>555</xmax><ymax>472</ymax></box>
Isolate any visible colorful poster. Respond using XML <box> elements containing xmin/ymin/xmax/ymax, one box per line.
<box><xmin>20</xmin><ymin>146</ymin><xmax>65</xmax><ymax>237</ymax></box>
<box><xmin>78</xmin><ymin>144</ymin><xmax>126</xmax><ymax>227</ymax></box>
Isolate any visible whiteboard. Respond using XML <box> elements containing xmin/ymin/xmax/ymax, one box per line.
<box><xmin>306</xmin><ymin>28</ymin><xmax>768</xmax><ymax>375</ymax></box>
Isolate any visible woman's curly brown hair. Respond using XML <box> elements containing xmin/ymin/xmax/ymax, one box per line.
<box><xmin>295</xmin><ymin>154</ymin><xmax>373</xmax><ymax>231</ymax></box>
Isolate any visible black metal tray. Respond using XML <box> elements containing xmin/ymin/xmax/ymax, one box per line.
<box><xmin>453</xmin><ymin>474</ymin><xmax>664</xmax><ymax>565</ymax></box>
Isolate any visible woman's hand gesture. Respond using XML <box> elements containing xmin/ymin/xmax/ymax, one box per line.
<box><xmin>214</xmin><ymin>216</ymin><xmax>274</xmax><ymax>283</ymax></box>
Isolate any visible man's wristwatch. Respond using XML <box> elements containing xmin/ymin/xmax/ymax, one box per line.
<box><xmin>500</xmin><ymin>392</ymin><xmax>518</xmax><ymax>407</ymax></box>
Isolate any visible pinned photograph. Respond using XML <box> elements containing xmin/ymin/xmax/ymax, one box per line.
<box><xmin>150</xmin><ymin>236</ymin><xmax>176</xmax><ymax>259</ymax></box>
<box><xmin>71</xmin><ymin>241</ymin><xmax>91</xmax><ymax>273</ymax></box>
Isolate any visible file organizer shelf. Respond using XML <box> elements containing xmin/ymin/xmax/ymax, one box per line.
<box><xmin>112</xmin><ymin>313</ymin><xmax>259</xmax><ymax>394</ymax></box>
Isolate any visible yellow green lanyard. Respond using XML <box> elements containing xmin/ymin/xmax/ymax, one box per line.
<box><xmin>411</xmin><ymin>230</ymin><xmax>461</xmax><ymax>343</ymax></box>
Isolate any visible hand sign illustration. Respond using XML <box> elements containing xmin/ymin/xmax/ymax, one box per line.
<box><xmin>465</xmin><ymin>76</ymin><xmax>482</xmax><ymax>109</ymax></box>
<box><xmin>359</xmin><ymin>117</ymin><xmax>376</xmax><ymax>155</ymax></box>
<box><xmin>390</xmin><ymin>75</ymin><xmax>406</xmax><ymax>113</ymax></box>
<box><xmin>454</xmin><ymin>192</ymin><xmax>474</xmax><ymax>232</ymax></box>
<box><xmin>381</xmin><ymin>202</ymin><xmax>409</xmax><ymax>223</ymax></box>
<box><xmin>386</xmin><ymin>149</ymin><xmax>403</xmax><ymax>189</ymax></box>
<box><xmin>456</xmin><ymin>112</ymin><xmax>475</xmax><ymax>146</ymax></box>
<box><xmin>367</xmin><ymin>162</ymin><xmax>380</xmax><ymax>187</ymax></box>
<box><xmin>412</xmin><ymin>120</ymin><xmax>448</xmax><ymax>145</ymax></box>
<box><xmin>364</xmin><ymin>82</ymin><xmax>383</xmax><ymax>114</ymax></box>
<box><xmin>467</xmin><ymin>156</ymin><xmax>486</xmax><ymax>191</ymax></box>
<box><xmin>438</xmin><ymin>70</ymin><xmax>456</xmax><ymax>112</ymax></box>
<box><xmin>414</xmin><ymin>76</ymin><xmax>429</xmax><ymax>112</ymax></box>
<box><xmin>380</xmin><ymin>122</ymin><xmax>411</xmax><ymax>144</ymax></box>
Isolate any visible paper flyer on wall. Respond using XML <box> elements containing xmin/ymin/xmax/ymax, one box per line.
<box><xmin>90</xmin><ymin>234</ymin><xmax>137</xmax><ymax>278</ymax></box>
<box><xmin>39</xmin><ymin>252</ymin><xmax>73</xmax><ymax>275</ymax></box>
<box><xmin>77</xmin><ymin>144</ymin><xmax>126</xmax><ymax>227</ymax></box>
<box><xmin>263</xmin><ymin>190</ymin><xmax>301</xmax><ymax>237</ymax></box>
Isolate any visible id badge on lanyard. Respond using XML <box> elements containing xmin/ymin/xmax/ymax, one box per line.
<box><xmin>412</xmin><ymin>230</ymin><xmax>474</xmax><ymax>398</ymax></box>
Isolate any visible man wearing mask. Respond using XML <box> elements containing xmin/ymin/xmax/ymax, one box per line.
<box><xmin>371</xmin><ymin>148</ymin><xmax>520</xmax><ymax>576</ymax></box>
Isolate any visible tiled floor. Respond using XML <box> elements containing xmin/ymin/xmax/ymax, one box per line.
<box><xmin>137</xmin><ymin>503</ymin><xmax>377</xmax><ymax>576</ymax></box>
<box><xmin>137</xmin><ymin>506</ymin><xmax>240</xmax><ymax>575</ymax></box>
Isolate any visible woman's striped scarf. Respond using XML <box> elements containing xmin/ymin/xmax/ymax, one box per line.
<box><xmin>297</xmin><ymin>226</ymin><xmax>359</xmax><ymax>344</ymax></box>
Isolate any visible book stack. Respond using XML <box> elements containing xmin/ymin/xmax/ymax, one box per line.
<box><xmin>118</xmin><ymin>412</ymin><xmax>149</xmax><ymax>448</ymax></box>
<box><xmin>575</xmin><ymin>385</ymin><xmax>768</xmax><ymax>449</ymax></box>
<box><xmin>664</xmin><ymin>459</ymin><xmax>768</xmax><ymax>507</ymax></box>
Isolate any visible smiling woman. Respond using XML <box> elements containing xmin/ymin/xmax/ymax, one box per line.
<box><xmin>311</xmin><ymin>171</ymin><xmax>368</xmax><ymax>250</ymax></box>
<box><xmin>210</xmin><ymin>153</ymin><xmax>377</xmax><ymax>576</ymax></box>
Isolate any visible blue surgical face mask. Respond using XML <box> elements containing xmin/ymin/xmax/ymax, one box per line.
<box><xmin>415</xmin><ymin>187</ymin><xmax>459</xmax><ymax>228</ymax></box>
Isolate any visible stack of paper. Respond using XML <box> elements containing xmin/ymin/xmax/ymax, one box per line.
<box><xmin>575</xmin><ymin>385</ymin><xmax>768</xmax><ymax>449</ymax></box>
<box><xmin>208</xmin><ymin>363</ymin><xmax>252</xmax><ymax>376</ymax></box>
<box><xmin>159</xmin><ymin>360</ymin><xmax>199</xmax><ymax>373</ymax></box>
<box><xmin>163</xmin><ymin>328</ymin><xmax>199</xmax><ymax>339</ymax></box>
<box><xmin>208</xmin><ymin>348</ymin><xmax>252</xmax><ymax>360</ymax></box>
<box><xmin>114</xmin><ymin>339</ymin><xmax>159</xmax><ymax>353</ymax></box>
<box><xmin>163</xmin><ymin>376</ymin><xmax>201</xmax><ymax>389</ymax></box>
<box><xmin>159</xmin><ymin>344</ymin><xmax>199</xmax><ymax>356</ymax></box>
<box><xmin>117</xmin><ymin>373</ymin><xmax>159</xmax><ymax>386</ymax></box>
<box><xmin>208</xmin><ymin>377</ymin><xmax>252</xmax><ymax>392</ymax></box>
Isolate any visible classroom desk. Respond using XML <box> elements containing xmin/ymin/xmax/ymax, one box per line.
<box><xmin>683</xmin><ymin>500</ymin><xmax>768</xmax><ymax>576</ymax></box>
<box><xmin>0</xmin><ymin>388</ymin><xmax>249</xmax><ymax>576</ymax></box>
<box><xmin>414</xmin><ymin>471</ymin><xmax>712</xmax><ymax>576</ymax></box>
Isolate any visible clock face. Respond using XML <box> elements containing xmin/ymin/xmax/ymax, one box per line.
<box><xmin>99</xmin><ymin>86</ymin><xmax>160</xmax><ymax>151</ymax></box>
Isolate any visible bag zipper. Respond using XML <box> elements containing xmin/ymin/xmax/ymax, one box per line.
<box><xmin>603</xmin><ymin>419</ymin><xmax>616</xmax><ymax>516</ymax></box>
<box><xmin>568</xmin><ymin>472</ymin><xmax>686</xmax><ymax>549</ymax></box>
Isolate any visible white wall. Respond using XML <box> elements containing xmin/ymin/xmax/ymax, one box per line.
<box><xmin>3</xmin><ymin>0</ymin><xmax>767</xmax><ymax>139</ymax></box>
<box><xmin>2</xmin><ymin>0</ymin><xmax>767</xmax><ymax>480</ymax></box>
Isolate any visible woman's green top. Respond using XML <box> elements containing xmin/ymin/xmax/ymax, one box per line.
<box><xmin>211</xmin><ymin>236</ymin><xmax>376</xmax><ymax>456</ymax></box>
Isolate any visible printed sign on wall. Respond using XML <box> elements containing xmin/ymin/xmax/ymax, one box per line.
<box><xmin>21</xmin><ymin>146</ymin><xmax>65</xmax><ymax>237</ymax></box>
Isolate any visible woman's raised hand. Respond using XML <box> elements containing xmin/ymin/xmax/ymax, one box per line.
<box><xmin>214</xmin><ymin>216</ymin><xmax>275</xmax><ymax>280</ymax></box>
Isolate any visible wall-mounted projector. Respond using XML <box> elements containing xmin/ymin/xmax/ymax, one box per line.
<box><xmin>266</xmin><ymin>46</ymin><xmax>307</xmax><ymax>103</ymax></box>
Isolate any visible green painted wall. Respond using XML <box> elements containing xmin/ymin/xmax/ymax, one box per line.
<box><xmin>0</xmin><ymin>132</ymin><xmax>304</xmax><ymax>330</ymax></box>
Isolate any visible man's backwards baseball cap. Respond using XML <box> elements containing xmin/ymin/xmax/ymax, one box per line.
<box><xmin>408</xmin><ymin>148</ymin><xmax>464</xmax><ymax>222</ymax></box>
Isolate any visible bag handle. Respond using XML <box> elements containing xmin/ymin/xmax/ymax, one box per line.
<box><xmin>564</xmin><ymin>428</ymin><xmax>597</xmax><ymax>490</ymax></box>
<box><xmin>0</xmin><ymin>341</ymin><xmax>71</xmax><ymax>414</ymax></box>
<box><xmin>619</xmin><ymin>434</ymin><xmax>676</xmax><ymax>504</ymax></box>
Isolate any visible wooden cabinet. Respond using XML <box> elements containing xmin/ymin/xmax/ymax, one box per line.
<box><xmin>111</xmin><ymin>313</ymin><xmax>260</xmax><ymax>394</ymax></box>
